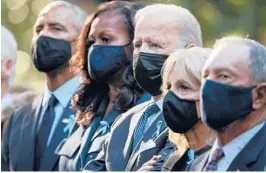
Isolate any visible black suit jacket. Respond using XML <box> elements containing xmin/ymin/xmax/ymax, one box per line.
<box><xmin>1</xmin><ymin>95</ymin><xmax>76</xmax><ymax>171</ymax></box>
<box><xmin>83</xmin><ymin>100</ymin><xmax>175</xmax><ymax>171</ymax></box>
<box><xmin>187</xmin><ymin>121</ymin><xmax>266</xmax><ymax>171</ymax></box>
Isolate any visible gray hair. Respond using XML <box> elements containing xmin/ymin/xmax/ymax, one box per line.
<box><xmin>214</xmin><ymin>36</ymin><xmax>266</xmax><ymax>83</ymax></box>
<box><xmin>40</xmin><ymin>1</ymin><xmax>88</xmax><ymax>31</ymax></box>
<box><xmin>1</xmin><ymin>25</ymin><xmax>17</xmax><ymax>87</ymax></box>
<box><xmin>135</xmin><ymin>4</ymin><xmax>202</xmax><ymax>47</ymax></box>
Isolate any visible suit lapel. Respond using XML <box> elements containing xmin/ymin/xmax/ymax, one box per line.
<box><xmin>16</xmin><ymin>95</ymin><xmax>43</xmax><ymax>171</ymax></box>
<box><xmin>227</xmin><ymin>122</ymin><xmax>266</xmax><ymax>171</ymax></box>
<box><xmin>90</xmin><ymin>108</ymin><xmax>119</xmax><ymax>142</ymax></box>
<box><xmin>123</xmin><ymin>101</ymin><xmax>152</xmax><ymax>159</ymax></box>
<box><xmin>39</xmin><ymin>101</ymin><xmax>74</xmax><ymax>171</ymax></box>
<box><xmin>198</xmin><ymin>150</ymin><xmax>210</xmax><ymax>171</ymax></box>
<box><xmin>126</xmin><ymin>111</ymin><xmax>168</xmax><ymax>171</ymax></box>
<box><xmin>106</xmin><ymin>101</ymin><xmax>150</xmax><ymax>171</ymax></box>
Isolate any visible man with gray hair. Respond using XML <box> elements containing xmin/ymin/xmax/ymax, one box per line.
<box><xmin>188</xmin><ymin>37</ymin><xmax>266</xmax><ymax>171</ymax></box>
<box><xmin>1</xmin><ymin>25</ymin><xmax>17</xmax><ymax>101</ymax></box>
<box><xmin>1</xmin><ymin>26</ymin><xmax>37</xmax><ymax>136</ymax></box>
<box><xmin>84</xmin><ymin>4</ymin><xmax>202</xmax><ymax>171</ymax></box>
<box><xmin>2</xmin><ymin>1</ymin><xmax>88</xmax><ymax>171</ymax></box>
<box><xmin>1</xmin><ymin>26</ymin><xmax>18</xmax><ymax>131</ymax></box>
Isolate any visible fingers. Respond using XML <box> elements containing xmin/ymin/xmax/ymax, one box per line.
<box><xmin>137</xmin><ymin>155</ymin><xmax>162</xmax><ymax>171</ymax></box>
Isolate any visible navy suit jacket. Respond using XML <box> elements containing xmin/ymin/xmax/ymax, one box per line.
<box><xmin>187</xmin><ymin>121</ymin><xmax>266</xmax><ymax>171</ymax></box>
<box><xmin>1</xmin><ymin>95</ymin><xmax>76</xmax><ymax>171</ymax></box>
<box><xmin>83</xmin><ymin>100</ymin><xmax>175</xmax><ymax>171</ymax></box>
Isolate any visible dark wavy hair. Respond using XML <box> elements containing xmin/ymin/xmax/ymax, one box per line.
<box><xmin>71</xmin><ymin>1</ymin><xmax>145</xmax><ymax>125</ymax></box>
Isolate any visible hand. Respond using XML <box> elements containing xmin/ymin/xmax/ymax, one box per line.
<box><xmin>137</xmin><ymin>155</ymin><xmax>161</xmax><ymax>171</ymax></box>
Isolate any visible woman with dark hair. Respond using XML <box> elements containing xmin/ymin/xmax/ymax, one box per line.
<box><xmin>56</xmin><ymin>1</ymin><xmax>149</xmax><ymax>171</ymax></box>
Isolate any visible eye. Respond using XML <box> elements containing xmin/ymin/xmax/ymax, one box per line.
<box><xmin>102</xmin><ymin>37</ymin><xmax>110</xmax><ymax>44</ymax></box>
<box><xmin>202</xmin><ymin>73</ymin><xmax>208</xmax><ymax>79</ymax></box>
<box><xmin>86</xmin><ymin>40</ymin><xmax>94</xmax><ymax>48</ymax></box>
<box><xmin>167</xmin><ymin>83</ymin><xmax>171</xmax><ymax>90</ymax></box>
<box><xmin>52</xmin><ymin>27</ymin><xmax>62</xmax><ymax>32</ymax></box>
<box><xmin>151</xmin><ymin>43</ymin><xmax>161</xmax><ymax>48</ymax></box>
<box><xmin>134</xmin><ymin>42</ymin><xmax>142</xmax><ymax>49</ymax></box>
<box><xmin>180</xmin><ymin>84</ymin><xmax>189</xmax><ymax>90</ymax></box>
<box><xmin>35</xmin><ymin>27</ymin><xmax>42</xmax><ymax>34</ymax></box>
<box><xmin>35</xmin><ymin>29</ymin><xmax>41</xmax><ymax>34</ymax></box>
<box><xmin>218</xmin><ymin>74</ymin><xmax>229</xmax><ymax>80</ymax></box>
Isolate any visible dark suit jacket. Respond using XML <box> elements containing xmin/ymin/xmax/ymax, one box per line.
<box><xmin>187</xmin><ymin>121</ymin><xmax>266</xmax><ymax>171</ymax></box>
<box><xmin>83</xmin><ymin>100</ymin><xmax>175</xmax><ymax>171</ymax></box>
<box><xmin>162</xmin><ymin>146</ymin><xmax>211</xmax><ymax>171</ymax></box>
<box><xmin>1</xmin><ymin>87</ymin><xmax>37</xmax><ymax>137</ymax></box>
<box><xmin>56</xmin><ymin>108</ymin><xmax>120</xmax><ymax>171</ymax></box>
<box><xmin>56</xmin><ymin>93</ymin><xmax>151</xmax><ymax>171</ymax></box>
<box><xmin>1</xmin><ymin>95</ymin><xmax>76</xmax><ymax>171</ymax></box>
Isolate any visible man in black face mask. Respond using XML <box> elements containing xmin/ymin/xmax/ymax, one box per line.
<box><xmin>1</xmin><ymin>1</ymin><xmax>88</xmax><ymax>171</ymax></box>
<box><xmin>84</xmin><ymin>4</ymin><xmax>202</xmax><ymax>171</ymax></box>
<box><xmin>187</xmin><ymin>37</ymin><xmax>266</xmax><ymax>171</ymax></box>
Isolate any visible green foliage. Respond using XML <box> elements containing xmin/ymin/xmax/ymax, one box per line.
<box><xmin>2</xmin><ymin>0</ymin><xmax>266</xmax><ymax>92</ymax></box>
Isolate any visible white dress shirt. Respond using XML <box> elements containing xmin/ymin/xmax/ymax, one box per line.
<box><xmin>37</xmin><ymin>76</ymin><xmax>80</xmax><ymax>146</ymax></box>
<box><xmin>1</xmin><ymin>93</ymin><xmax>13</xmax><ymax>111</ymax></box>
<box><xmin>209</xmin><ymin>121</ymin><xmax>265</xmax><ymax>171</ymax></box>
<box><xmin>135</xmin><ymin>98</ymin><xmax>163</xmax><ymax>132</ymax></box>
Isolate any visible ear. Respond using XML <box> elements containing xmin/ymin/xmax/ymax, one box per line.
<box><xmin>1</xmin><ymin>59</ymin><xmax>14</xmax><ymax>77</ymax></box>
<box><xmin>252</xmin><ymin>83</ymin><xmax>266</xmax><ymax>110</ymax></box>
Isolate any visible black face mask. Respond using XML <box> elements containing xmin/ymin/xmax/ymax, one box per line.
<box><xmin>163</xmin><ymin>90</ymin><xmax>199</xmax><ymax>133</ymax></box>
<box><xmin>133</xmin><ymin>52</ymin><xmax>167</xmax><ymax>96</ymax></box>
<box><xmin>31</xmin><ymin>36</ymin><xmax>72</xmax><ymax>72</ymax></box>
<box><xmin>201</xmin><ymin>79</ymin><xmax>255</xmax><ymax>131</ymax></box>
<box><xmin>87</xmin><ymin>44</ymin><xmax>130</xmax><ymax>81</ymax></box>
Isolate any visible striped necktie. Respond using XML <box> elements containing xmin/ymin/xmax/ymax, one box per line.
<box><xmin>132</xmin><ymin>103</ymin><xmax>160</xmax><ymax>149</ymax></box>
<box><xmin>204</xmin><ymin>148</ymin><xmax>224</xmax><ymax>171</ymax></box>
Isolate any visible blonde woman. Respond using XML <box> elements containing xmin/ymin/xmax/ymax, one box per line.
<box><xmin>159</xmin><ymin>47</ymin><xmax>216</xmax><ymax>171</ymax></box>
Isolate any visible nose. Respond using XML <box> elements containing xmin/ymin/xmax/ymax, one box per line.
<box><xmin>139</xmin><ymin>43</ymin><xmax>153</xmax><ymax>54</ymax></box>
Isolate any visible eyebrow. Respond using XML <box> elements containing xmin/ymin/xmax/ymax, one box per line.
<box><xmin>34</xmin><ymin>22</ymin><xmax>67</xmax><ymax>32</ymax></box>
<box><xmin>144</xmin><ymin>37</ymin><xmax>162</xmax><ymax>44</ymax></box>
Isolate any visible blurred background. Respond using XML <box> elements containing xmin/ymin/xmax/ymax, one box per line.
<box><xmin>2</xmin><ymin>0</ymin><xmax>266</xmax><ymax>93</ymax></box>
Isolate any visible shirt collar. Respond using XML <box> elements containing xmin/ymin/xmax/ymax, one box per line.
<box><xmin>211</xmin><ymin>121</ymin><xmax>265</xmax><ymax>161</ymax></box>
<box><xmin>42</xmin><ymin>75</ymin><xmax>81</xmax><ymax>108</ymax></box>
<box><xmin>154</xmin><ymin>98</ymin><xmax>163</xmax><ymax>111</ymax></box>
<box><xmin>1</xmin><ymin>93</ymin><xmax>13</xmax><ymax>111</ymax></box>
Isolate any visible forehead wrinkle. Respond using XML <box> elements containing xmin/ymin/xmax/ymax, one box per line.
<box><xmin>209</xmin><ymin>46</ymin><xmax>248</xmax><ymax>75</ymax></box>
<box><xmin>40</xmin><ymin>6</ymin><xmax>76</xmax><ymax>27</ymax></box>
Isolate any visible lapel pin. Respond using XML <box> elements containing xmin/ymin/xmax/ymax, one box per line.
<box><xmin>152</xmin><ymin>120</ymin><xmax>163</xmax><ymax>139</ymax></box>
<box><xmin>99</xmin><ymin>121</ymin><xmax>110</xmax><ymax>135</ymax></box>
<box><xmin>63</xmin><ymin>114</ymin><xmax>75</xmax><ymax>133</ymax></box>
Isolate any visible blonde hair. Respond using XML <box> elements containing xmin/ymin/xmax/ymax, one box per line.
<box><xmin>161</xmin><ymin>47</ymin><xmax>212</xmax><ymax>155</ymax></box>
<box><xmin>161</xmin><ymin>47</ymin><xmax>212</xmax><ymax>94</ymax></box>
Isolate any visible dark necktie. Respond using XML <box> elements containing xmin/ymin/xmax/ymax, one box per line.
<box><xmin>132</xmin><ymin>103</ymin><xmax>160</xmax><ymax>149</ymax></box>
<box><xmin>35</xmin><ymin>94</ymin><xmax>57</xmax><ymax>170</ymax></box>
<box><xmin>204</xmin><ymin>148</ymin><xmax>224</xmax><ymax>171</ymax></box>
